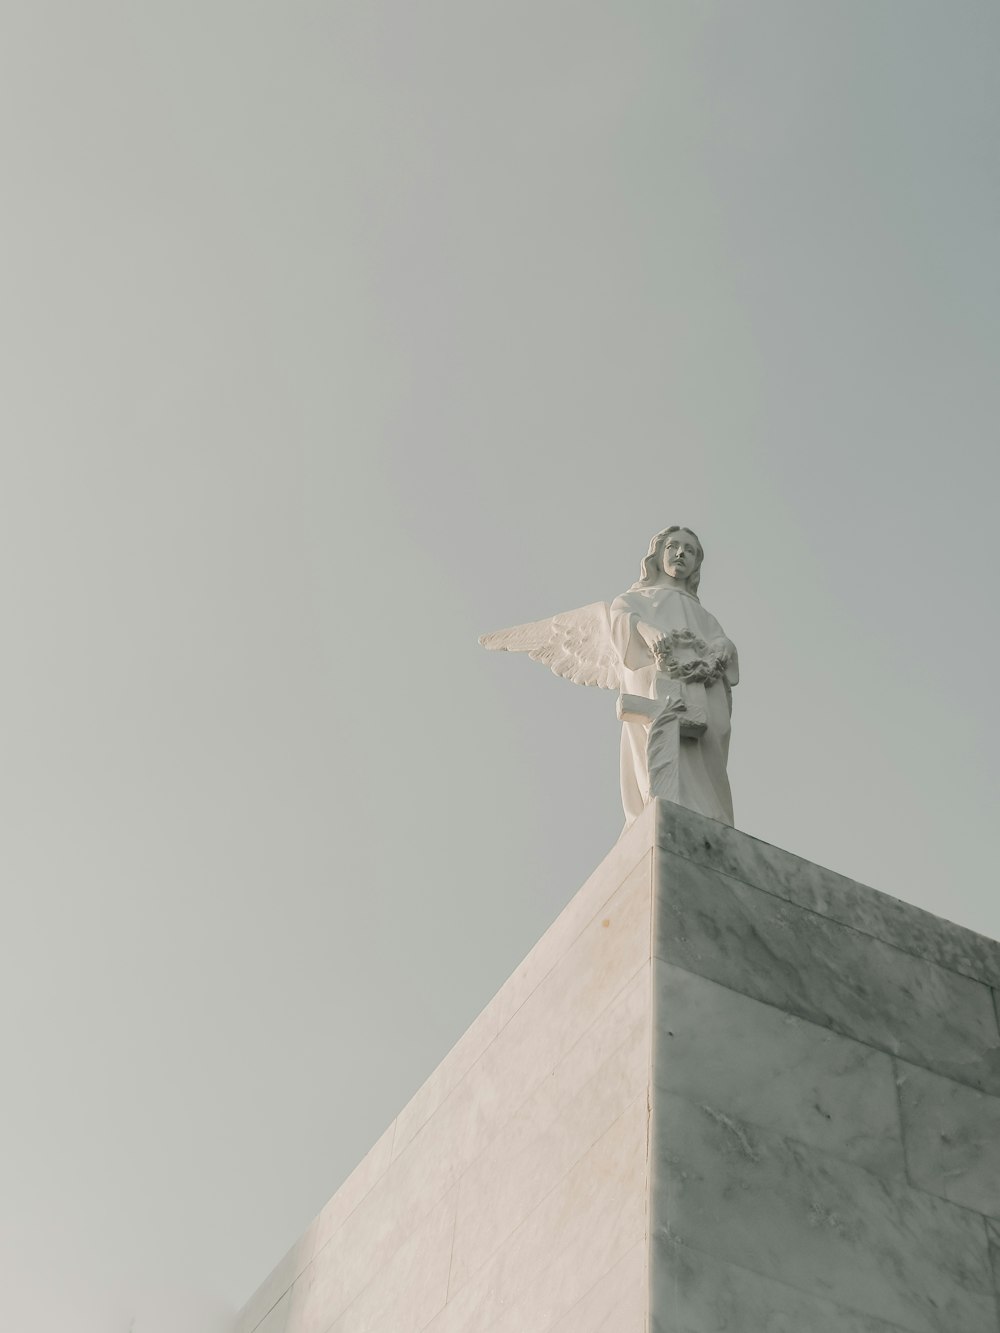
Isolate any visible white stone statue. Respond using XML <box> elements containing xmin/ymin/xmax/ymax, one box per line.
<box><xmin>480</xmin><ymin>526</ymin><xmax>739</xmax><ymax>827</ymax></box>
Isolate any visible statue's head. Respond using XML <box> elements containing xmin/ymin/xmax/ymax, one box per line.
<box><xmin>637</xmin><ymin>526</ymin><xmax>704</xmax><ymax>595</ymax></box>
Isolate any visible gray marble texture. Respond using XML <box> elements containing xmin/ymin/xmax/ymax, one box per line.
<box><xmin>655</xmin><ymin>801</ymin><xmax>1000</xmax><ymax>987</ymax></box>
<box><xmin>652</xmin><ymin>1238</ymin><xmax>925</xmax><ymax>1333</ymax></box>
<box><xmin>655</xmin><ymin>847</ymin><xmax>1000</xmax><ymax>1095</ymax></box>
<box><xmin>897</xmin><ymin>1060</ymin><xmax>1000</xmax><ymax>1219</ymax></box>
<box><xmin>652</xmin><ymin>1091</ymin><xmax>997</xmax><ymax>1333</ymax></box>
<box><xmin>988</xmin><ymin>1219</ymin><xmax>1000</xmax><ymax>1313</ymax></box>
<box><xmin>654</xmin><ymin>963</ymin><xmax>905</xmax><ymax>1179</ymax></box>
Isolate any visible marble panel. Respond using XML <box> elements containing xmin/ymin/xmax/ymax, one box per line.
<box><xmin>422</xmin><ymin>1096</ymin><xmax>647</xmax><ymax>1333</ymax></box>
<box><xmin>987</xmin><ymin>1219</ymin><xmax>1000</xmax><ymax>1312</ymax></box>
<box><xmin>545</xmin><ymin>1242</ymin><xmax>646</xmax><ymax>1333</ymax></box>
<box><xmin>654</xmin><ymin>963</ymin><xmax>905</xmax><ymax>1178</ymax></box>
<box><xmin>653</xmin><ymin>1092</ymin><xmax>996</xmax><ymax>1333</ymax></box>
<box><xmin>292</xmin><ymin>855</ymin><xmax>651</xmax><ymax>1332</ymax></box>
<box><xmin>449</xmin><ymin>969</ymin><xmax>648</xmax><ymax>1290</ymax></box>
<box><xmin>313</xmin><ymin>1119</ymin><xmax>396</xmax><ymax>1254</ymax></box>
<box><xmin>289</xmin><ymin>1138</ymin><xmax>452</xmax><ymax>1333</ymax></box>
<box><xmin>655</xmin><ymin>848</ymin><xmax>1000</xmax><ymax>1095</ymax></box>
<box><xmin>651</xmin><ymin>1240</ymin><xmax>918</xmax><ymax>1333</ymax></box>
<box><xmin>445</xmin><ymin>960</ymin><xmax>648</xmax><ymax>1212</ymax></box>
<box><xmin>897</xmin><ymin>1061</ymin><xmax>1000</xmax><ymax>1219</ymax></box>
<box><xmin>235</xmin><ymin>1219</ymin><xmax>317</xmax><ymax>1333</ymax></box>
<box><xmin>495</xmin><ymin>802</ymin><xmax>654</xmax><ymax>1030</ymax></box>
<box><xmin>655</xmin><ymin>801</ymin><xmax>1000</xmax><ymax>986</ymax></box>
<box><xmin>391</xmin><ymin>997</ymin><xmax>500</xmax><ymax>1164</ymax></box>
<box><xmin>319</xmin><ymin>1187</ymin><xmax>456</xmax><ymax>1333</ymax></box>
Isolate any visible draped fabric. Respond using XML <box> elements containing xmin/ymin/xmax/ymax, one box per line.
<box><xmin>610</xmin><ymin>584</ymin><xmax>738</xmax><ymax>827</ymax></box>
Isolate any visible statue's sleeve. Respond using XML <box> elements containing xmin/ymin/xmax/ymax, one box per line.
<box><xmin>724</xmin><ymin>640</ymin><xmax>739</xmax><ymax>686</ymax></box>
<box><xmin>610</xmin><ymin>595</ymin><xmax>655</xmax><ymax>671</ymax></box>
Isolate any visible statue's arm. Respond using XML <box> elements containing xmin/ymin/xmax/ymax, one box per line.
<box><xmin>723</xmin><ymin>640</ymin><xmax>739</xmax><ymax>686</ymax></box>
<box><xmin>609</xmin><ymin>596</ymin><xmax>658</xmax><ymax>671</ymax></box>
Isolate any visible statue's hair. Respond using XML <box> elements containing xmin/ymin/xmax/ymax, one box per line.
<box><xmin>634</xmin><ymin>525</ymin><xmax>704</xmax><ymax>596</ymax></box>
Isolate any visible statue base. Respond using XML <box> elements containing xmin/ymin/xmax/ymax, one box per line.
<box><xmin>236</xmin><ymin>802</ymin><xmax>1000</xmax><ymax>1333</ymax></box>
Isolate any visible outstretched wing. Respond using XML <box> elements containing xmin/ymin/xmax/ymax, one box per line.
<box><xmin>479</xmin><ymin>602</ymin><xmax>620</xmax><ymax>690</ymax></box>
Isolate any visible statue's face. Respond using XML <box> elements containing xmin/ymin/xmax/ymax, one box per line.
<box><xmin>662</xmin><ymin>531</ymin><xmax>700</xmax><ymax>582</ymax></box>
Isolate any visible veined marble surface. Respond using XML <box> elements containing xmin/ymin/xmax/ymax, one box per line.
<box><xmin>655</xmin><ymin>801</ymin><xmax>1000</xmax><ymax>986</ymax></box>
<box><xmin>654</xmin><ymin>963</ymin><xmax>905</xmax><ymax>1179</ymax></box>
<box><xmin>897</xmin><ymin>1060</ymin><xmax>1000</xmax><ymax>1219</ymax></box>
<box><xmin>652</xmin><ymin>1238</ymin><xmax>927</xmax><ymax>1333</ymax></box>
<box><xmin>988</xmin><ymin>1220</ymin><xmax>1000</xmax><ymax>1311</ymax></box>
<box><xmin>652</xmin><ymin>1091</ymin><xmax>996</xmax><ymax>1333</ymax></box>
<box><xmin>655</xmin><ymin>846</ymin><xmax>1000</xmax><ymax>1095</ymax></box>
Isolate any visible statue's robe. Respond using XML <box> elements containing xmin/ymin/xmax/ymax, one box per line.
<box><xmin>610</xmin><ymin>584</ymin><xmax>739</xmax><ymax>827</ymax></box>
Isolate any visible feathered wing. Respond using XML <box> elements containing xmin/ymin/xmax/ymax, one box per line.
<box><xmin>479</xmin><ymin>601</ymin><xmax>620</xmax><ymax>691</ymax></box>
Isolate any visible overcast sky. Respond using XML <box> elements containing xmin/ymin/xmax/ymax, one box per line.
<box><xmin>1</xmin><ymin>4</ymin><xmax>998</xmax><ymax>1330</ymax></box>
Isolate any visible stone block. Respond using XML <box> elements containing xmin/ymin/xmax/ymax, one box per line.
<box><xmin>448</xmin><ymin>964</ymin><xmax>649</xmax><ymax>1292</ymax></box>
<box><xmin>546</xmin><ymin>1241</ymin><xmax>646</xmax><ymax>1333</ymax></box>
<box><xmin>652</xmin><ymin>1091</ymin><xmax>995</xmax><ymax>1333</ymax></box>
<box><xmin>235</xmin><ymin>801</ymin><xmax>1000</xmax><ymax>1333</ymax></box>
<box><xmin>655</xmin><ymin>847</ymin><xmax>1000</xmax><ymax>1094</ymax></box>
<box><xmin>987</xmin><ymin>1219</ymin><xmax>1000</xmax><ymax>1309</ymax></box>
<box><xmin>651</xmin><ymin>1240</ymin><xmax>919</xmax><ymax>1333</ymax></box>
<box><xmin>321</xmin><ymin>1186</ymin><xmax>456</xmax><ymax>1333</ymax></box>
<box><xmin>422</xmin><ymin>1096</ymin><xmax>647</xmax><ymax>1333</ymax></box>
<box><xmin>897</xmin><ymin>1060</ymin><xmax>1000</xmax><ymax>1218</ymax></box>
<box><xmin>655</xmin><ymin>802</ymin><xmax>1000</xmax><ymax>986</ymax></box>
<box><xmin>654</xmin><ymin>962</ymin><xmax>905</xmax><ymax>1178</ymax></box>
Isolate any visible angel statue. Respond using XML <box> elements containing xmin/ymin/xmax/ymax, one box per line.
<box><xmin>480</xmin><ymin>526</ymin><xmax>739</xmax><ymax>827</ymax></box>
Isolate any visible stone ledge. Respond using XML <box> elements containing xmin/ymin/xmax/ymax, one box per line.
<box><xmin>655</xmin><ymin>800</ymin><xmax>1000</xmax><ymax>987</ymax></box>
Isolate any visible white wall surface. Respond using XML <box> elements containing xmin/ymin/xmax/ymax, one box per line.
<box><xmin>239</xmin><ymin>807</ymin><xmax>656</xmax><ymax>1333</ymax></box>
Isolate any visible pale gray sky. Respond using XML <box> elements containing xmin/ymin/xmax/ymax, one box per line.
<box><xmin>1</xmin><ymin>3</ymin><xmax>998</xmax><ymax>1330</ymax></box>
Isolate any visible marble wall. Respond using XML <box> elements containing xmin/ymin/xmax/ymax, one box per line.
<box><xmin>652</xmin><ymin>801</ymin><xmax>1000</xmax><ymax>1333</ymax></box>
<box><xmin>234</xmin><ymin>802</ymin><xmax>657</xmax><ymax>1333</ymax></box>
<box><xmin>236</xmin><ymin>800</ymin><xmax>1000</xmax><ymax>1333</ymax></box>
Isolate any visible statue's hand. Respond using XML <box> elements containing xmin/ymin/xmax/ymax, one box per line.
<box><xmin>650</xmin><ymin>634</ymin><xmax>673</xmax><ymax>669</ymax></box>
